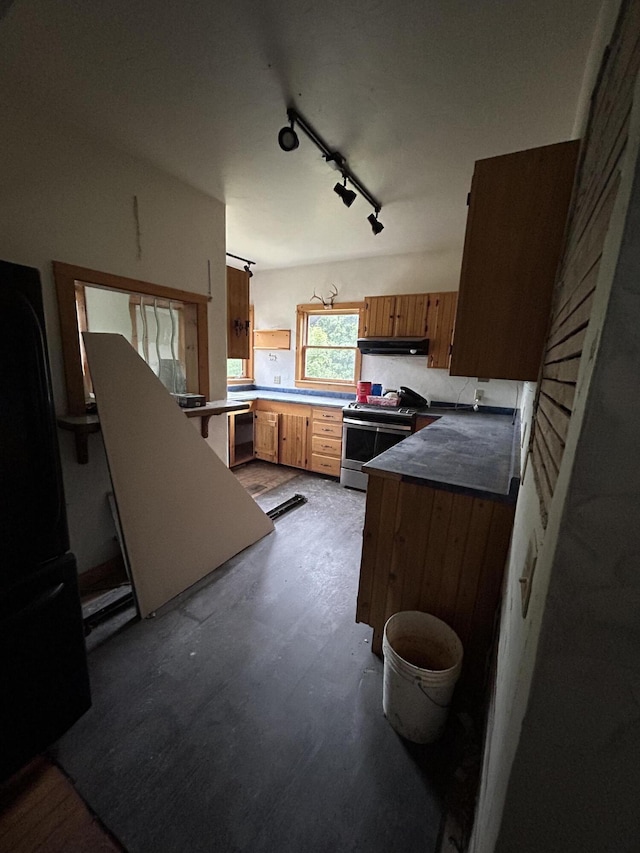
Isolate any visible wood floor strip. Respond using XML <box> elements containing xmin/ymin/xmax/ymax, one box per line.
<box><xmin>0</xmin><ymin>757</ymin><xmax>124</xmax><ymax>853</ymax></box>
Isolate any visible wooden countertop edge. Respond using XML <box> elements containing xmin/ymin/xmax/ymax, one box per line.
<box><xmin>362</xmin><ymin>467</ymin><xmax>402</xmax><ymax>482</ymax></box>
<box><xmin>57</xmin><ymin>399</ymin><xmax>251</xmax><ymax>455</ymax></box>
<box><xmin>183</xmin><ymin>400</ymin><xmax>250</xmax><ymax>417</ymax></box>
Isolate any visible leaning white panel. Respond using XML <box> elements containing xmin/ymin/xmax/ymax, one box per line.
<box><xmin>83</xmin><ymin>332</ymin><xmax>274</xmax><ymax>618</ymax></box>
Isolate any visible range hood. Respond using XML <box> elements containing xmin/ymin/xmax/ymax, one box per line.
<box><xmin>357</xmin><ymin>336</ymin><xmax>429</xmax><ymax>356</ymax></box>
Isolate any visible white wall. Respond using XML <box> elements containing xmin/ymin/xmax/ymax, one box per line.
<box><xmin>252</xmin><ymin>251</ymin><xmax>521</xmax><ymax>409</ymax></box>
<box><xmin>0</xmin><ymin>91</ymin><xmax>226</xmax><ymax>573</ymax></box>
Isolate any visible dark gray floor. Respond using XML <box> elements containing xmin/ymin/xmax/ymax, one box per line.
<box><xmin>53</xmin><ymin>473</ymin><xmax>447</xmax><ymax>853</ymax></box>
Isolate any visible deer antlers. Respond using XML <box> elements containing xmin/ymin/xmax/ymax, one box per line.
<box><xmin>310</xmin><ymin>284</ymin><xmax>338</xmax><ymax>309</ymax></box>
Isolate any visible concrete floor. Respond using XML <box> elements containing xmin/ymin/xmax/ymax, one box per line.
<box><xmin>53</xmin><ymin>472</ymin><xmax>448</xmax><ymax>852</ymax></box>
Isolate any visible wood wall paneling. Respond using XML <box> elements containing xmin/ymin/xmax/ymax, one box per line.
<box><xmin>434</xmin><ymin>495</ymin><xmax>476</xmax><ymax>630</ymax></box>
<box><xmin>530</xmin><ymin>2</ymin><xmax>640</xmax><ymax>520</ymax></box>
<box><xmin>356</xmin><ymin>476</ymin><xmax>399</xmax><ymax>635</ymax></box>
<box><xmin>418</xmin><ymin>490</ymin><xmax>454</xmax><ymax>613</ymax></box>
<box><xmin>357</xmin><ymin>476</ymin><xmax>515</xmax><ymax>696</ymax></box>
<box><xmin>464</xmin><ymin>500</ymin><xmax>515</xmax><ymax>691</ymax></box>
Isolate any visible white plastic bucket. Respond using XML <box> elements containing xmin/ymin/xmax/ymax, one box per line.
<box><xmin>382</xmin><ymin>611</ymin><xmax>463</xmax><ymax>744</ymax></box>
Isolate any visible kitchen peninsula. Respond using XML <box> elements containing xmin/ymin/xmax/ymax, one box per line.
<box><xmin>356</xmin><ymin>408</ymin><xmax>520</xmax><ymax>702</ymax></box>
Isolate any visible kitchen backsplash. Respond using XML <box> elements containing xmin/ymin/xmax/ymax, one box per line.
<box><xmin>253</xmin><ymin>349</ymin><xmax>523</xmax><ymax>410</ymax></box>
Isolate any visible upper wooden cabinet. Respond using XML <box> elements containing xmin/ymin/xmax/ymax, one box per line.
<box><xmin>425</xmin><ymin>291</ymin><xmax>457</xmax><ymax>369</ymax></box>
<box><xmin>363</xmin><ymin>293</ymin><xmax>428</xmax><ymax>338</ymax></box>
<box><xmin>450</xmin><ymin>140</ymin><xmax>580</xmax><ymax>381</ymax></box>
<box><xmin>363</xmin><ymin>291</ymin><xmax>457</xmax><ymax>369</ymax></box>
<box><xmin>226</xmin><ymin>266</ymin><xmax>250</xmax><ymax>359</ymax></box>
<box><xmin>363</xmin><ymin>295</ymin><xmax>395</xmax><ymax>336</ymax></box>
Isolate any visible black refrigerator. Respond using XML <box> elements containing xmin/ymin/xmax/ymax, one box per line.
<box><xmin>0</xmin><ymin>259</ymin><xmax>91</xmax><ymax>781</ymax></box>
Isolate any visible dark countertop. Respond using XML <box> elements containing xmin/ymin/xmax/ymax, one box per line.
<box><xmin>363</xmin><ymin>408</ymin><xmax>521</xmax><ymax>503</ymax></box>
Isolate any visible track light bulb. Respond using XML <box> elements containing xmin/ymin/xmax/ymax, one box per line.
<box><xmin>333</xmin><ymin>179</ymin><xmax>357</xmax><ymax>208</ymax></box>
<box><xmin>368</xmin><ymin>212</ymin><xmax>384</xmax><ymax>235</ymax></box>
<box><xmin>278</xmin><ymin>124</ymin><xmax>299</xmax><ymax>152</ymax></box>
<box><xmin>243</xmin><ymin>263</ymin><xmax>253</xmax><ymax>278</ymax></box>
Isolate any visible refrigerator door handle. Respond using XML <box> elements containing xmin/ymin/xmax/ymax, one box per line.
<box><xmin>0</xmin><ymin>583</ymin><xmax>65</xmax><ymax>630</ymax></box>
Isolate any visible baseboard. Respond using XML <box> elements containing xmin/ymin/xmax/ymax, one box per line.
<box><xmin>78</xmin><ymin>554</ymin><xmax>127</xmax><ymax>595</ymax></box>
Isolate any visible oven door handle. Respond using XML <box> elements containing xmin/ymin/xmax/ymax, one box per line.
<box><xmin>375</xmin><ymin>424</ymin><xmax>412</xmax><ymax>435</ymax></box>
<box><xmin>343</xmin><ymin>418</ymin><xmax>412</xmax><ymax>433</ymax></box>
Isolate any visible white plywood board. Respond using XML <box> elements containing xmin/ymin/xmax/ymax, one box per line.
<box><xmin>83</xmin><ymin>332</ymin><xmax>274</xmax><ymax>617</ymax></box>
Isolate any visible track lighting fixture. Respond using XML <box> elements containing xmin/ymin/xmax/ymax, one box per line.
<box><xmin>367</xmin><ymin>211</ymin><xmax>384</xmax><ymax>235</ymax></box>
<box><xmin>277</xmin><ymin>107</ymin><xmax>384</xmax><ymax>233</ymax></box>
<box><xmin>226</xmin><ymin>252</ymin><xmax>256</xmax><ymax>278</ymax></box>
<box><xmin>333</xmin><ymin>176</ymin><xmax>357</xmax><ymax>208</ymax></box>
<box><xmin>278</xmin><ymin>120</ymin><xmax>299</xmax><ymax>152</ymax></box>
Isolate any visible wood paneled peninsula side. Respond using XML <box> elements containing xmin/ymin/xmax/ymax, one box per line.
<box><xmin>356</xmin><ymin>409</ymin><xmax>520</xmax><ymax>701</ymax></box>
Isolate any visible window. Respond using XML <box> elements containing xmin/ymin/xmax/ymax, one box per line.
<box><xmin>227</xmin><ymin>305</ymin><xmax>254</xmax><ymax>385</ymax></box>
<box><xmin>54</xmin><ymin>262</ymin><xmax>209</xmax><ymax>415</ymax></box>
<box><xmin>295</xmin><ymin>302</ymin><xmax>363</xmax><ymax>392</ymax></box>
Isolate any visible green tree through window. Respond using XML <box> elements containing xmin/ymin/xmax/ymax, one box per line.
<box><xmin>305</xmin><ymin>313</ymin><xmax>358</xmax><ymax>380</ymax></box>
<box><xmin>297</xmin><ymin>303</ymin><xmax>360</xmax><ymax>385</ymax></box>
<box><xmin>227</xmin><ymin>358</ymin><xmax>243</xmax><ymax>378</ymax></box>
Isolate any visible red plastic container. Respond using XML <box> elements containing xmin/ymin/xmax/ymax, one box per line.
<box><xmin>356</xmin><ymin>381</ymin><xmax>372</xmax><ymax>402</ymax></box>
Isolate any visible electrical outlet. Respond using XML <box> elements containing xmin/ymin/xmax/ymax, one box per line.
<box><xmin>474</xmin><ymin>388</ymin><xmax>484</xmax><ymax>401</ymax></box>
<box><xmin>273</xmin><ymin>375</ymin><xmax>281</xmax><ymax>385</ymax></box>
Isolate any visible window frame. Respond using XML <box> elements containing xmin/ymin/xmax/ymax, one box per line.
<box><xmin>227</xmin><ymin>305</ymin><xmax>254</xmax><ymax>385</ymax></box>
<box><xmin>295</xmin><ymin>301</ymin><xmax>363</xmax><ymax>393</ymax></box>
<box><xmin>54</xmin><ymin>261</ymin><xmax>209</xmax><ymax>415</ymax></box>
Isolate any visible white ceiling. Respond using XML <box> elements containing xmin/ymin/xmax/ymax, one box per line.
<box><xmin>1</xmin><ymin>0</ymin><xmax>602</xmax><ymax>270</ymax></box>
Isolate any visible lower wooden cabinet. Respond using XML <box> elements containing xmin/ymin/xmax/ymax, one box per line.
<box><xmin>356</xmin><ymin>473</ymin><xmax>515</xmax><ymax>703</ymax></box>
<box><xmin>254</xmin><ymin>411</ymin><xmax>278</xmax><ymax>463</ymax></box>
<box><xmin>228</xmin><ymin>407</ymin><xmax>255</xmax><ymax>467</ymax></box>
<box><xmin>233</xmin><ymin>400</ymin><xmax>344</xmax><ymax>475</ymax></box>
<box><xmin>309</xmin><ymin>407</ymin><xmax>343</xmax><ymax>476</ymax></box>
<box><xmin>279</xmin><ymin>413</ymin><xmax>307</xmax><ymax>468</ymax></box>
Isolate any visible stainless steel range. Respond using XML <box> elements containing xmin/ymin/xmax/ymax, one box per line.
<box><xmin>340</xmin><ymin>403</ymin><xmax>419</xmax><ymax>491</ymax></box>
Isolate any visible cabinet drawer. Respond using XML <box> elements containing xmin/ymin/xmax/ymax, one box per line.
<box><xmin>311</xmin><ymin>435</ymin><xmax>341</xmax><ymax>457</ymax></box>
<box><xmin>310</xmin><ymin>453</ymin><xmax>341</xmax><ymax>477</ymax></box>
<box><xmin>312</xmin><ymin>407</ymin><xmax>343</xmax><ymax>424</ymax></box>
<box><xmin>312</xmin><ymin>421</ymin><xmax>342</xmax><ymax>439</ymax></box>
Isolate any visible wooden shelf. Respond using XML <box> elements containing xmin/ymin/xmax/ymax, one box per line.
<box><xmin>183</xmin><ymin>399</ymin><xmax>250</xmax><ymax>438</ymax></box>
<box><xmin>57</xmin><ymin>414</ymin><xmax>101</xmax><ymax>464</ymax></box>
<box><xmin>253</xmin><ymin>329</ymin><xmax>291</xmax><ymax>350</ymax></box>
<box><xmin>58</xmin><ymin>400</ymin><xmax>250</xmax><ymax>462</ymax></box>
